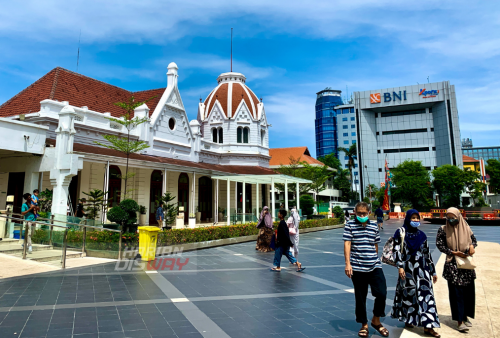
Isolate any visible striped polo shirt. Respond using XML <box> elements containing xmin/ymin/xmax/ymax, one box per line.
<box><xmin>343</xmin><ymin>220</ymin><xmax>382</xmax><ymax>272</ymax></box>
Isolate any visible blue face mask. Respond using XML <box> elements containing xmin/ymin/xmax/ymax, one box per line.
<box><xmin>357</xmin><ymin>216</ymin><xmax>369</xmax><ymax>223</ymax></box>
<box><xmin>410</xmin><ymin>221</ymin><xmax>420</xmax><ymax>228</ymax></box>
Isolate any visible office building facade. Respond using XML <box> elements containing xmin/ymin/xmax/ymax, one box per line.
<box><xmin>462</xmin><ymin>138</ymin><xmax>500</xmax><ymax>161</ymax></box>
<box><xmin>314</xmin><ymin>89</ymin><xmax>358</xmax><ymax>185</ymax></box>
<box><xmin>353</xmin><ymin>81</ymin><xmax>463</xmax><ymax>200</ymax></box>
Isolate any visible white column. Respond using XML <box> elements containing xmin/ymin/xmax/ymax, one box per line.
<box><xmin>162</xmin><ymin>169</ymin><xmax>167</xmax><ymax>196</ymax></box>
<box><xmin>256</xmin><ymin>182</ymin><xmax>259</xmax><ymax>220</ymax></box>
<box><xmin>216</xmin><ymin>179</ymin><xmax>219</xmax><ymax>224</ymax></box>
<box><xmin>296</xmin><ymin>181</ymin><xmax>300</xmax><ymax>212</ymax></box>
<box><xmin>227</xmin><ymin>179</ymin><xmax>231</xmax><ymax>225</ymax></box>
<box><xmin>242</xmin><ymin>181</ymin><xmax>246</xmax><ymax>223</ymax></box>
<box><xmin>235</xmin><ymin>180</ymin><xmax>238</xmax><ymax>219</ymax></box>
<box><xmin>102</xmin><ymin>161</ymin><xmax>110</xmax><ymax>224</ymax></box>
<box><xmin>192</xmin><ymin>172</ymin><xmax>195</xmax><ymax>216</ymax></box>
<box><xmin>271</xmin><ymin>177</ymin><xmax>275</xmax><ymax>221</ymax></box>
<box><xmin>285</xmin><ymin>179</ymin><xmax>289</xmax><ymax>211</ymax></box>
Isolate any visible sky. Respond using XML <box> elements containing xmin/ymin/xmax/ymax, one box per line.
<box><xmin>1</xmin><ymin>0</ymin><xmax>500</xmax><ymax>157</ymax></box>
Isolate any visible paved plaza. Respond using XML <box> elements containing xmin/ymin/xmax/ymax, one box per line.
<box><xmin>0</xmin><ymin>220</ymin><xmax>499</xmax><ymax>338</ymax></box>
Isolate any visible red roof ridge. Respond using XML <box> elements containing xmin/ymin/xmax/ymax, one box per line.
<box><xmin>57</xmin><ymin>67</ymin><xmax>135</xmax><ymax>94</ymax></box>
<box><xmin>463</xmin><ymin>154</ymin><xmax>479</xmax><ymax>162</ymax></box>
<box><xmin>133</xmin><ymin>87</ymin><xmax>165</xmax><ymax>94</ymax></box>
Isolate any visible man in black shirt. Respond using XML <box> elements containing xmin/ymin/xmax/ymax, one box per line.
<box><xmin>270</xmin><ymin>209</ymin><xmax>305</xmax><ymax>272</ymax></box>
<box><xmin>75</xmin><ymin>198</ymin><xmax>86</xmax><ymax>218</ymax></box>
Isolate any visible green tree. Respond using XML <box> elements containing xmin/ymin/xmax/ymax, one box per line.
<box><xmin>432</xmin><ymin>165</ymin><xmax>477</xmax><ymax>208</ymax></box>
<box><xmin>486</xmin><ymin>159</ymin><xmax>500</xmax><ymax>194</ymax></box>
<box><xmin>82</xmin><ymin>189</ymin><xmax>108</xmax><ymax>221</ymax></box>
<box><xmin>391</xmin><ymin>160</ymin><xmax>432</xmax><ymax>210</ymax></box>
<box><xmin>334</xmin><ymin>169</ymin><xmax>352</xmax><ymax>202</ymax></box>
<box><xmin>157</xmin><ymin>192</ymin><xmax>178</xmax><ymax>226</ymax></box>
<box><xmin>300</xmin><ymin>195</ymin><xmax>315</xmax><ymax>216</ymax></box>
<box><xmin>95</xmin><ymin>96</ymin><xmax>155</xmax><ymax>198</ymax></box>
<box><xmin>107</xmin><ymin>199</ymin><xmax>139</xmax><ymax>227</ymax></box>
<box><xmin>338</xmin><ymin>143</ymin><xmax>357</xmax><ymax>194</ymax></box>
<box><xmin>301</xmin><ymin>162</ymin><xmax>331</xmax><ymax>200</ymax></box>
<box><xmin>273</xmin><ymin>156</ymin><xmax>310</xmax><ymax>194</ymax></box>
<box><xmin>364</xmin><ymin>184</ymin><xmax>379</xmax><ymax>202</ymax></box>
<box><xmin>317</xmin><ymin>153</ymin><xmax>341</xmax><ymax>171</ymax></box>
<box><xmin>38</xmin><ymin>189</ymin><xmax>53</xmax><ymax>212</ymax></box>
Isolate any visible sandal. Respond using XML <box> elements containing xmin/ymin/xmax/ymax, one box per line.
<box><xmin>270</xmin><ymin>268</ymin><xmax>281</xmax><ymax>272</ymax></box>
<box><xmin>405</xmin><ymin>324</ymin><xmax>414</xmax><ymax>328</ymax></box>
<box><xmin>371</xmin><ymin>323</ymin><xmax>389</xmax><ymax>337</ymax></box>
<box><xmin>358</xmin><ymin>328</ymin><xmax>369</xmax><ymax>337</ymax></box>
<box><xmin>424</xmin><ymin>329</ymin><xmax>440</xmax><ymax>337</ymax></box>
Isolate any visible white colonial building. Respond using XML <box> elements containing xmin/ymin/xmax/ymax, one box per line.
<box><xmin>0</xmin><ymin>63</ymin><xmax>307</xmax><ymax>230</ymax></box>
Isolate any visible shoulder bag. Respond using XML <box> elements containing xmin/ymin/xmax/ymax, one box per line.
<box><xmin>455</xmin><ymin>255</ymin><xmax>476</xmax><ymax>270</ymax></box>
<box><xmin>381</xmin><ymin>227</ymin><xmax>405</xmax><ymax>267</ymax></box>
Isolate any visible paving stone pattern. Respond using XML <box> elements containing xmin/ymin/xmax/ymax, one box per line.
<box><xmin>0</xmin><ymin>220</ymin><xmax>498</xmax><ymax>338</ymax></box>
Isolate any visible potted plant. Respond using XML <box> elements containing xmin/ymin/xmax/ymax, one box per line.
<box><xmin>195</xmin><ymin>205</ymin><xmax>201</xmax><ymax>223</ymax></box>
<box><xmin>218</xmin><ymin>207</ymin><xmax>224</xmax><ymax>223</ymax></box>
<box><xmin>188</xmin><ymin>213</ymin><xmax>196</xmax><ymax>228</ymax></box>
<box><xmin>139</xmin><ymin>205</ymin><xmax>147</xmax><ymax>226</ymax></box>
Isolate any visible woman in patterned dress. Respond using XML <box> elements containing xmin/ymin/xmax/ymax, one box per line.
<box><xmin>436</xmin><ymin>207</ymin><xmax>477</xmax><ymax>333</ymax></box>
<box><xmin>391</xmin><ymin>209</ymin><xmax>441</xmax><ymax>337</ymax></box>
<box><xmin>256</xmin><ymin>206</ymin><xmax>274</xmax><ymax>252</ymax></box>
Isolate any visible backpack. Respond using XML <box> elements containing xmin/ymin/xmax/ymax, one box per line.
<box><xmin>381</xmin><ymin>227</ymin><xmax>405</xmax><ymax>267</ymax></box>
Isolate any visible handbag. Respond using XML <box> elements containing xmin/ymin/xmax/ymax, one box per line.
<box><xmin>455</xmin><ymin>255</ymin><xmax>476</xmax><ymax>270</ymax></box>
<box><xmin>287</xmin><ymin>217</ymin><xmax>297</xmax><ymax>235</ymax></box>
<box><xmin>381</xmin><ymin>227</ymin><xmax>405</xmax><ymax>267</ymax></box>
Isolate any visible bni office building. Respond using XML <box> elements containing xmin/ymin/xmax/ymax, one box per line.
<box><xmin>353</xmin><ymin>81</ymin><xmax>463</xmax><ymax>200</ymax></box>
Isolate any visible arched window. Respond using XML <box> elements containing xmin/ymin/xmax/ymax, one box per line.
<box><xmin>218</xmin><ymin>128</ymin><xmax>223</xmax><ymax>144</ymax></box>
<box><xmin>237</xmin><ymin>127</ymin><xmax>242</xmax><ymax>143</ymax></box>
<box><xmin>261</xmin><ymin>130</ymin><xmax>265</xmax><ymax>146</ymax></box>
<box><xmin>243</xmin><ymin>127</ymin><xmax>249</xmax><ymax>144</ymax></box>
<box><xmin>212</xmin><ymin>128</ymin><xmax>217</xmax><ymax>143</ymax></box>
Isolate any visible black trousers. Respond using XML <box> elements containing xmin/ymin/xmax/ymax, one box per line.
<box><xmin>448</xmin><ymin>280</ymin><xmax>475</xmax><ymax>322</ymax></box>
<box><xmin>352</xmin><ymin>268</ymin><xmax>387</xmax><ymax>324</ymax></box>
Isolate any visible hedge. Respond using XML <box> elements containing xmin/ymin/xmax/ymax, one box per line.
<box><xmin>32</xmin><ymin>218</ymin><xmax>342</xmax><ymax>251</ymax></box>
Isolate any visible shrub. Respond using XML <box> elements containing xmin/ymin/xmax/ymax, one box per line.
<box><xmin>332</xmin><ymin>206</ymin><xmax>344</xmax><ymax>218</ymax></box>
<box><xmin>32</xmin><ymin>218</ymin><xmax>343</xmax><ymax>250</ymax></box>
<box><xmin>300</xmin><ymin>195</ymin><xmax>315</xmax><ymax>216</ymax></box>
<box><xmin>107</xmin><ymin>199</ymin><xmax>138</xmax><ymax>226</ymax></box>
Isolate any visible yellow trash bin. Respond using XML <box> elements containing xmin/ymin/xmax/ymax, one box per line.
<box><xmin>138</xmin><ymin>226</ymin><xmax>161</xmax><ymax>261</ymax></box>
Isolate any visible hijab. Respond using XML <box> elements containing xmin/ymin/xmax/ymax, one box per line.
<box><xmin>259</xmin><ymin>206</ymin><xmax>273</xmax><ymax>228</ymax></box>
<box><xmin>443</xmin><ymin>207</ymin><xmax>473</xmax><ymax>262</ymax></box>
<box><xmin>291</xmin><ymin>208</ymin><xmax>300</xmax><ymax>230</ymax></box>
<box><xmin>396</xmin><ymin>209</ymin><xmax>427</xmax><ymax>256</ymax></box>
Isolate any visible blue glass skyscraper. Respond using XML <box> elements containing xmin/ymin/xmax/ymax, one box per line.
<box><xmin>315</xmin><ymin>89</ymin><xmax>343</xmax><ymax>158</ymax></box>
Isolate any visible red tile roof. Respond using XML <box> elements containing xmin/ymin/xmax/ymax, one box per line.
<box><xmin>269</xmin><ymin>147</ymin><xmax>325</xmax><ymax>167</ymax></box>
<box><xmin>203</xmin><ymin>82</ymin><xmax>258</xmax><ymax>119</ymax></box>
<box><xmin>0</xmin><ymin>67</ymin><xmax>165</xmax><ymax>118</ymax></box>
<box><xmin>463</xmin><ymin>155</ymin><xmax>479</xmax><ymax>163</ymax></box>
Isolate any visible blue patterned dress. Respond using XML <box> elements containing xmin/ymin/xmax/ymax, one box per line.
<box><xmin>390</xmin><ymin>233</ymin><xmax>440</xmax><ymax>328</ymax></box>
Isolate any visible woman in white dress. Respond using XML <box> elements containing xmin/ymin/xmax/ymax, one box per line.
<box><xmin>287</xmin><ymin>207</ymin><xmax>300</xmax><ymax>260</ymax></box>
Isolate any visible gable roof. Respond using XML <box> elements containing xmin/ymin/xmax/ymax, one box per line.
<box><xmin>463</xmin><ymin>155</ymin><xmax>479</xmax><ymax>163</ymax></box>
<box><xmin>0</xmin><ymin>67</ymin><xmax>165</xmax><ymax>118</ymax></box>
<box><xmin>269</xmin><ymin>147</ymin><xmax>325</xmax><ymax>167</ymax></box>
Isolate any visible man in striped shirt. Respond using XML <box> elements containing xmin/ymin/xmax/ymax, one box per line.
<box><xmin>344</xmin><ymin>202</ymin><xmax>388</xmax><ymax>337</ymax></box>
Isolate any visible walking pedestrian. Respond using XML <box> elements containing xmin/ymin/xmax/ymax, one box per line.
<box><xmin>375</xmin><ymin>206</ymin><xmax>384</xmax><ymax>230</ymax></box>
<box><xmin>287</xmin><ymin>207</ymin><xmax>300</xmax><ymax>260</ymax></box>
<box><xmin>391</xmin><ymin>209</ymin><xmax>440</xmax><ymax>337</ymax></box>
<box><xmin>270</xmin><ymin>209</ymin><xmax>305</xmax><ymax>272</ymax></box>
<box><xmin>344</xmin><ymin>202</ymin><xmax>388</xmax><ymax>337</ymax></box>
<box><xmin>256</xmin><ymin>206</ymin><xmax>274</xmax><ymax>252</ymax></box>
<box><xmin>345</xmin><ymin>209</ymin><xmax>351</xmax><ymax>224</ymax></box>
<box><xmin>156</xmin><ymin>202</ymin><xmax>164</xmax><ymax>229</ymax></box>
<box><xmin>75</xmin><ymin>198</ymin><xmax>86</xmax><ymax>218</ymax></box>
<box><xmin>436</xmin><ymin>207</ymin><xmax>477</xmax><ymax>333</ymax></box>
<box><xmin>21</xmin><ymin>193</ymin><xmax>36</xmax><ymax>254</ymax></box>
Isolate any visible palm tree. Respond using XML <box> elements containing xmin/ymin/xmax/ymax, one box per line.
<box><xmin>338</xmin><ymin>143</ymin><xmax>358</xmax><ymax>195</ymax></box>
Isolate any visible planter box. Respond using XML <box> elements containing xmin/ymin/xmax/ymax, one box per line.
<box><xmin>176</xmin><ymin>218</ymin><xmax>184</xmax><ymax>229</ymax></box>
<box><xmin>188</xmin><ymin>218</ymin><xmax>196</xmax><ymax>228</ymax></box>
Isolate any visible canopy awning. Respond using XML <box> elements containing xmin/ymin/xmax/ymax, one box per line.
<box><xmin>211</xmin><ymin>174</ymin><xmax>311</xmax><ymax>184</ymax></box>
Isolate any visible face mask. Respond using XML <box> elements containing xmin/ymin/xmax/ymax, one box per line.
<box><xmin>447</xmin><ymin>218</ymin><xmax>459</xmax><ymax>225</ymax></box>
<box><xmin>410</xmin><ymin>221</ymin><xmax>420</xmax><ymax>228</ymax></box>
<box><xmin>356</xmin><ymin>216</ymin><xmax>369</xmax><ymax>223</ymax></box>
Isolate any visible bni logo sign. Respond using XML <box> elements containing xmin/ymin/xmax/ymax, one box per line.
<box><xmin>370</xmin><ymin>93</ymin><xmax>381</xmax><ymax>103</ymax></box>
<box><xmin>419</xmin><ymin>88</ymin><xmax>439</xmax><ymax>98</ymax></box>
